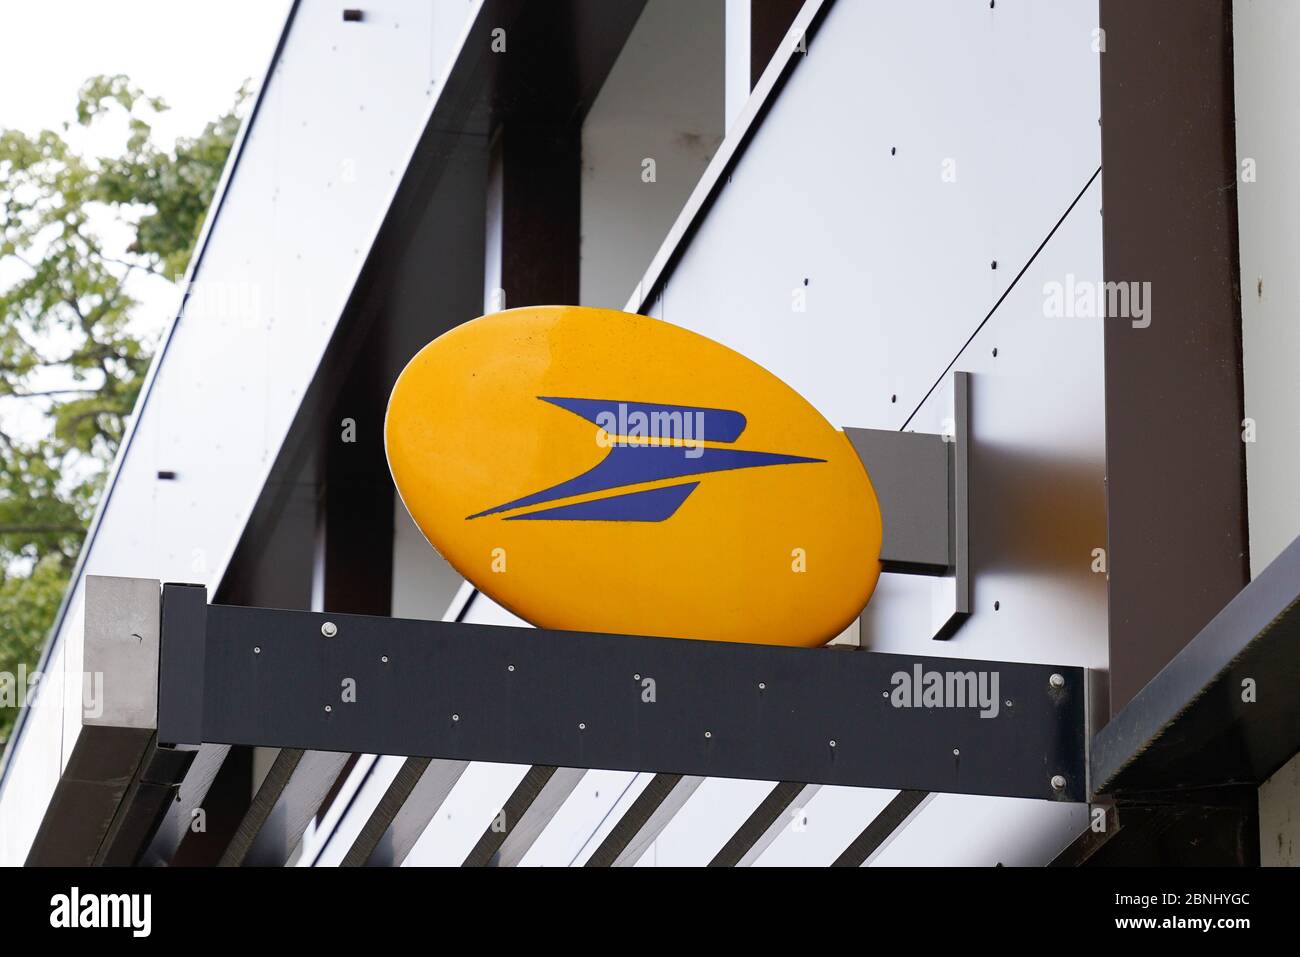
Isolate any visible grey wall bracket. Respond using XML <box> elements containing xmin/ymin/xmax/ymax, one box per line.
<box><xmin>844</xmin><ymin>371</ymin><xmax>971</xmax><ymax>639</ymax></box>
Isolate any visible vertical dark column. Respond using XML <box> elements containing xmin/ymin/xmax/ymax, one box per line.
<box><xmin>497</xmin><ymin>125</ymin><xmax>581</xmax><ymax>307</ymax></box>
<box><xmin>317</xmin><ymin>334</ymin><xmax>395</xmax><ymax>618</ymax></box>
<box><xmin>311</xmin><ymin>335</ymin><xmax>395</xmax><ymax>820</ymax></box>
<box><xmin>750</xmin><ymin>0</ymin><xmax>804</xmax><ymax>87</ymax></box>
<box><xmin>1100</xmin><ymin>0</ymin><xmax>1248</xmax><ymax>714</ymax></box>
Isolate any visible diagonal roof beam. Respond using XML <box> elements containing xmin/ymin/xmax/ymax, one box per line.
<box><xmin>832</xmin><ymin>790</ymin><xmax>931</xmax><ymax>867</ymax></box>
<box><xmin>341</xmin><ymin>756</ymin><xmax>469</xmax><ymax>867</ymax></box>
<box><xmin>709</xmin><ymin>781</ymin><xmax>820</xmax><ymax>867</ymax></box>
<box><xmin>463</xmin><ymin>766</ymin><xmax>586</xmax><ymax>866</ymax></box>
<box><xmin>585</xmin><ymin>774</ymin><xmax>704</xmax><ymax>867</ymax></box>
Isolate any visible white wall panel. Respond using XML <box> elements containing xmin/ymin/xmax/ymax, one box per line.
<box><xmin>517</xmin><ymin>768</ymin><xmax>644</xmax><ymax>867</ymax></box>
<box><xmin>632</xmin><ymin>777</ymin><xmax>774</xmax><ymax>866</ymax></box>
<box><xmin>1232</xmin><ymin>0</ymin><xmax>1300</xmax><ymax>863</ymax></box>
<box><xmin>0</xmin><ymin>0</ymin><xmax>480</xmax><ymax>864</ymax></box>
<box><xmin>567</xmin><ymin>771</ymin><xmax>658</xmax><ymax>866</ymax></box>
<box><xmin>1259</xmin><ymin>752</ymin><xmax>1300</xmax><ymax>867</ymax></box>
<box><xmin>656</xmin><ymin>0</ymin><xmax>1100</xmax><ymax>434</ymax></box>
<box><xmin>403</xmin><ymin>760</ymin><xmax>531</xmax><ymax>866</ymax></box>
<box><xmin>392</xmin><ymin>500</ymin><xmax>463</xmax><ymax>622</ymax></box>
<box><xmin>299</xmin><ymin>754</ymin><xmax>399</xmax><ymax>868</ymax></box>
<box><xmin>751</xmin><ymin>786</ymin><xmax>898</xmax><ymax>867</ymax></box>
<box><xmin>1234</xmin><ymin>0</ymin><xmax>1300</xmax><ymax>577</ymax></box>
<box><xmin>0</xmin><ymin>590</ymin><xmax>82</xmax><ymax>863</ymax></box>
<box><xmin>580</xmin><ymin>0</ymin><xmax>725</xmax><ymax>309</ymax></box>
<box><xmin>867</xmin><ymin>793</ymin><xmax>1088</xmax><ymax>867</ymax></box>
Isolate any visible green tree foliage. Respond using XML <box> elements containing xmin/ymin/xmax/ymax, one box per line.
<box><xmin>0</xmin><ymin>75</ymin><xmax>246</xmax><ymax>741</ymax></box>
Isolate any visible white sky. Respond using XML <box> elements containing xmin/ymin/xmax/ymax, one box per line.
<box><xmin>0</xmin><ymin>0</ymin><xmax>290</xmax><ymax>442</ymax></box>
<box><xmin>1</xmin><ymin>0</ymin><xmax>290</xmax><ymax>144</ymax></box>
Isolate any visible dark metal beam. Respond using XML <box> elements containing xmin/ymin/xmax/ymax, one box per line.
<box><xmin>1052</xmin><ymin>798</ymin><xmax>1258</xmax><ymax>867</ymax></box>
<box><xmin>159</xmin><ymin>588</ymin><xmax>1088</xmax><ymax>802</ymax></box>
<box><xmin>750</xmin><ymin>0</ymin><xmax>806</xmax><ymax>88</ymax></box>
<box><xmin>94</xmin><ymin>737</ymin><xmax>196</xmax><ymax>866</ymax></box>
<box><xmin>142</xmin><ymin>743</ymin><xmax>244</xmax><ymax>866</ymax></box>
<box><xmin>218</xmin><ymin>747</ymin><xmax>350</xmax><ymax>867</ymax></box>
<box><xmin>1093</xmin><ymin>533</ymin><xmax>1300</xmax><ymax>798</ymax></box>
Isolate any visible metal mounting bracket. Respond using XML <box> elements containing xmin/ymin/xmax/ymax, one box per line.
<box><xmin>844</xmin><ymin>371</ymin><xmax>971</xmax><ymax>639</ymax></box>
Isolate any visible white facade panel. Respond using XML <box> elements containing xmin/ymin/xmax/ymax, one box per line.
<box><xmin>751</xmin><ymin>786</ymin><xmax>897</xmax><ymax>867</ymax></box>
<box><xmin>1233</xmin><ymin>0</ymin><xmax>1300</xmax><ymax>577</ymax></box>
<box><xmin>0</xmin><ymin>591</ymin><xmax>82</xmax><ymax>863</ymax></box>
<box><xmin>392</xmin><ymin>500</ymin><xmax>463</xmax><ymax>623</ymax></box>
<box><xmin>403</xmin><ymin>760</ymin><xmax>531</xmax><ymax>866</ymax></box>
<box><xmin>867</xmin><ymin>793</ymin><xmax>1088</xmax><ymax>867</ymax></box>
<box><xmin>517</xmin><ymin>769</ymin><xmax>646</xmax><ymax>867</ymax></box>
<box><xmin>580</xmin><ymin>0</ymin><xmax>725</xmax><ymax>310</ymax></box>
<box><xmin>1232</xmin><ymin>0</ymin><xmax>1300</xmax><ymax>861</ymax></box>
<box><xmin>631</xmin><ymin>777</ymin><xmax>775</xmax><ymax>866</ymax></box>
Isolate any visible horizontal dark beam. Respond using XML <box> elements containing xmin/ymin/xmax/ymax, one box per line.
<box><xmin>1092</xmin><ymin>533</ymin><xmax>1300</xmax><ymax>798</ymax></box>
<box><xmin>159</xmin><ymin>586</ymin><xmax>1086</xmax><ymax>802</ymax></box>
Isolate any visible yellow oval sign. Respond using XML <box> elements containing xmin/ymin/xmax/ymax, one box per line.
<box><xmin>385</xmin><ymin>306</ymin><xmax>882</xmax><ymax>646</ymax></box>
